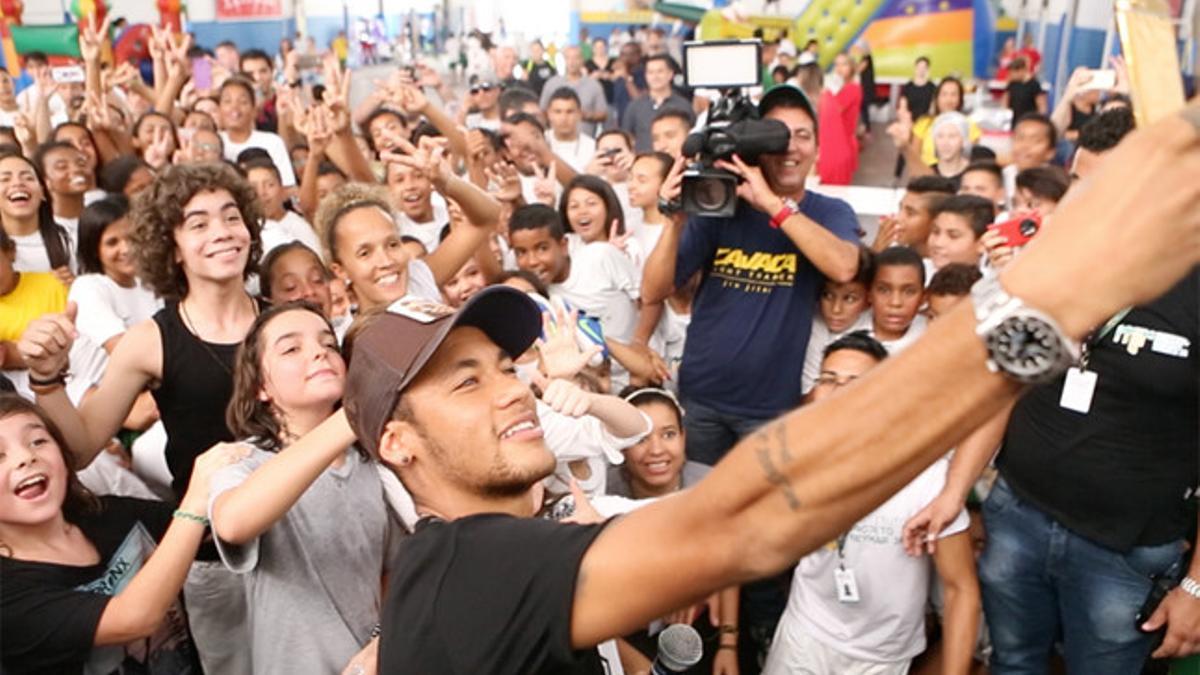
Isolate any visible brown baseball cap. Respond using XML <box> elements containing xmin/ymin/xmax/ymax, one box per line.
<box><xmin>344</xmin><ymin>286</ymin><xmax>542</xmax><ymax>459</ymax></box>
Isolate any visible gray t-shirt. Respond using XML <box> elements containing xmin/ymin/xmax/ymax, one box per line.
<box><xmin>539</xmin><ymin>74</ymin><xmax>608</xmax><ymax>136</ymax></box>
<box><xmin>620</xmin><ymin>93</ymin><xmax>692</xmax><ymax>152</ymax></box>
<box><xmin>209</xmin><ymin>444</ymin><xmax>404</xmax><ymax>675</ymax></box>
<box><xmin>605</xmin><ymin>460</ymin><xmax>711</xmax><ymax>499</ymax></box>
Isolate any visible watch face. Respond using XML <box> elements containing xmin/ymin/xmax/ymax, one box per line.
<box><xmin>987</xmin><ymin>315</ymin><xmax>1067</xmax><ymax>382</ymax></box>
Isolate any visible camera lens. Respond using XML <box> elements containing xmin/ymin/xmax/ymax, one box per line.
<box><xmin>1020</xmin><ymin>219</ymin><xmax>1039</xmax><ymax>237</ymax></box>
<box><xmin>694</xmin><ymin>178</ymin><xmax>732</xmax><ymax>213</ymax></box>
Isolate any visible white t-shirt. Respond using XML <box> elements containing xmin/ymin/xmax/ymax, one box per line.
<box><xmin>260</xmin><ymin>211</ymin><xmax>323</xmax><ymax>259</ymax></box>
<box><xmin>67</xmin><ymin>274</ymin><xmax>162</xmax><ymax>347</ymax></box>
<box><xmin>9</xmin><ymin>230</ymin><xmax>75</xmax><ymax>273</ymax></box>
<box><xmin>403</xmin><ymin>258</ymin><xmax>442</xmax><ymax>301</ymax></box>
<box><xmin>16</xmin><ymin>87</ymin><xmax>68</xmax><ymax>127</ymax></box>
<box><xmin>464</xmin><ymin>112</ymin><xmax>501</xmax><ymax>131</ymax></box>
<box><xmin>549</xmin><ymin>241</ymin><xmax>640</xmax><ymax>345</ymax></box>
<box><xmin>801</xmin><ymin>313</ymin><xmax>874</xmax><ymax>394</ymax></box>
<box><xmin>547</xmin><ymin>132</ymin><xmax>596</xmax><ymax>173</ymax></box>
<box><xmin>870</xmin><ymin>313</ymin><xmax>928</xmax><ymax>355</ymax></box>
<box><xmin>536</xmin><ymin>399</ymin><xmax>650</xmax><ymax>498</ymax></box>
<box><xmin>648</xmin><ymin>301</ymin><xmax>690</xmax><ymax>394</ymax></box>
<box><xmin>54</xmin><ymin>215</ymin><xmax>79</xmax><ymax>245</ymax></box>
<box><xmin>395</xmin><ymin>193</ymin><xmax>449</xmax><ymax>254</ymax></box>
<box><xmin>773</xmin><ymin>457</ymin><xmax>969</xmax><ymax>663</ymax></box>
<box><xmin>220</xmin><ymin>130</ymin><xmax>297</xmax><ymax>186</ymax></box>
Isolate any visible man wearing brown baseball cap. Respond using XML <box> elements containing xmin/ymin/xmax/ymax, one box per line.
<box><xmin>336</xmin><ymin>103</ymin><xmax>1200</xmax><ymax>673</ymax></box>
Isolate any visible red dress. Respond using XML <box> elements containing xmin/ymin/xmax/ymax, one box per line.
<box><xmin>817</xmin><ymin>82</ymin><xmax>862</xmax><ymax>185</ymax></box>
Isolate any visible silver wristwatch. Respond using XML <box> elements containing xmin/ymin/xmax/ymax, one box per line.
<box><xmin>972</xmin><ymin>275</ymin><xmax>1079</xmax><ymax>384</ymax></box>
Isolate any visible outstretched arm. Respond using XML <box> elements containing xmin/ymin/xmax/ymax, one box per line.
<box><xmin>569</xmin><ymin>108</ymin><xmax>1200</xmax><ymax>648</ymax></box>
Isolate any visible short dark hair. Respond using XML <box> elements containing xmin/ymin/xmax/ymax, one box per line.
<box><xmin>962</xmin><ymin>160</ymin><xmax>1003</xmax><ymax>185</ymax></box>
<box><xmin>1077</xmin><ymin>107</ymin><xmax>1135</xmax><ymax>154</ymax></box>
<box><xmin>644</xmin><ymin>53</ymin><xmax>675</xmax><ymax>70</ymax></box>
<box><xmin>651</xmin><ymin>107</ymin><xmax>694</xmax><ymax>129</ymax></box>
<box><xmin>24</xmin><ymin>51</ymin><xmax>49</xmax><ymax>65</ymax></box>
<box><xmin>915</xmin><ymin>56</ymin><xmax>930</xmax><ymax>66</ymax></box>
<box><xmin>597</xmin><ymin>128</ymin><xmax>633</xmax><ymax>150</ymax></box>
<box><xmin>906</xmin><ymin>175</ymin><xmax>957</xmax><ymax>196</ymax></box>
<box><xmin>219</xmin><ymin>76</ymin><xmax>256</xmax><ymax>104</ymax></box>
<box><xmin>99</xmin><ymin>155</ymin><xmax>151</xmax><ymax>195</ymax></box>
<box><xmin>823</xmin><ymin>329</ymin><xmax>889</xmax><ymax>362</ymax></box>
<box><xmin>934</xmin><ymin>194</ymin><xmax>996</xmax><ymax>237</ymax></box>
<box><xmin>239</xmin><ymin>48</ymin><xmax>272</xmax><ymax>70</ymax></box>
<box><xmin>236</xmin><ymin>147</ymin><xmax>273</xmax><ymax>167</ymax></box>
<box><xmin>77</xmin><ymin>195</ymin><xmax>131</xmax><ymax>276</ymax></box>
<box><xmin>216</xmin><ymin>40</ymin><xmax>237</xmax><ymax>51</ymax></box>
<box><xmin>33</xmin><ymin>140</ymin><xmax>82</xmax><ymax>181</ymax></box>
<box><xmin>505</xmin><ymin>111</ymin><xmax>545</xmax><ymax>134</ymax></box>
<box><xmin>243</xmin><ymin>157</ymin><xmax>282</xmax><ymax>183</ymax></box>
<box><xmin>1010</xmin><ymin>56</ymin><xmax>1028</xmax><ymax>70</ymax></box>
<box><xmin>499</xmin><ymin>87</ymin><xmax>539</xmax><ymax>119</ymax></box>
<box><xmin>509</xmin><ymin>203</ymin><xmax>564</xmax><ymax>240</ymax></box>
<box><xmin>497</xmin><ymin>269</ymin><xmax>549</xmax><ymax>297</ymax></box>
<box><xmin>1015</xmin><ymin>165</ymin><xmax>1069</xmax><ymax>203</ymax></box>
<box><xmin>362</xmin><ymin>106</ymin><xmax>407</xmax><ymax>154</ymax></box>
<box><xmin>843</xmin><ymin>245</ymin><xmax>876</xmax><ymax>287</ymax></box>
<box><xmin>873</xmin><ymin>245</ymin><xmax>925</xmax><ymax>287</ymax></box>
<box><xmin>1015</xmin><ymin>112</ymin><xmax>1057</xmax><ymax>148</ymax></box>
<box><xmin>546</xmin><ymin>87</ymin><xmax>580</xmax><ymax>108</ymax></box>
<box><xmin>927</xmin><ymin>263</ymin><xmax>982</xmax><ymax>297</ymax></box>
<box><xmin>316</xmin><ymin>161</ymin><xmax>346</xmax><ymax>180</ymax></box>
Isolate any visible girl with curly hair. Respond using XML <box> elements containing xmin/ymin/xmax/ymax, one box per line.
<box><xmin>17</xmin><ymin>161</ymin><xmax>266</xmax><ymax>674</ymax></box>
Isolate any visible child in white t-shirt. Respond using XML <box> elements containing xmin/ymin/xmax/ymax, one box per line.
<box><xmin>245</xmin><ymin>160</ymin><xmax>322</xmax><ymax>257</ymax></box>
<box><xmin>802</xmin><ymin>247</ymin><xmax>874</xmax><ymax>393</ymax></box>
<box><xmin>766</xmin><ymin>333</ymin><xmax>980</xmax><ymax>675</ymax></box>
<box><xmin>867</xmin><ymin>246</ymin><xmax>928</xmax><ymax>354</ymax></box>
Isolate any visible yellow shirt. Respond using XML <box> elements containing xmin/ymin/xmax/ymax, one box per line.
<box><xmin>914</xmin><ymin>116</ymin><xmax>982</xmax><ymax>167</ymax></box>
<box><xmin>331</xmin><ymin>36</ymin><xmax>348</xmax><ymax>61</ymax></box>
<box><xmin>0</xmin><ymin>272</ymin><xmax>67</xmax><ymax>342</ymax></box>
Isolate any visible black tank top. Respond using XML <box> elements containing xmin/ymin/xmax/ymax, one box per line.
<box><xmin>151</xmin><ymin>300</ymin><xmax>247</xmax><ymax>498</ymax></box>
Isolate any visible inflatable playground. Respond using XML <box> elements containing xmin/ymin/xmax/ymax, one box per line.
<box><xmin>0</xmin><ymin>0</ymin><xmax>182</xmax><ymax>76</ymax></box>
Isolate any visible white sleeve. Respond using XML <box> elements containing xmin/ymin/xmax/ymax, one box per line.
<box><xmin>601</xmin><ymin>244</ymin><xmax>640</xmax><ymax>301</ymax></box>
<box><xmin>267</xmin><ymin>134</ymin><xmax>297</xmax><ymax>187</ymax></box>
<box><xmin>68</xmin><ymin>276</ymin><xmax>126</xmax><ymax>347</ymax></box>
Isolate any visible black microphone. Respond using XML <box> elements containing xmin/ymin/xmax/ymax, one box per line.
<box><xmin>651</xmin><ymin>623</ymin><xmax>703</xmax><ymax>674</ymax></box>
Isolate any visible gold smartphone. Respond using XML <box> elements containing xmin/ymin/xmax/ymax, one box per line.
<box><xmin>1114</xmin><ymin>0</ymin><xmax>1187</xmax><ymax>126</ymax></box>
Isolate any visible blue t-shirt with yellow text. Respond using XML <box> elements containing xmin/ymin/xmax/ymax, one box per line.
<box><xmin>675</xmin><ymin>193</ymin><xmax>859</xmax><ymax>418</ymax></box>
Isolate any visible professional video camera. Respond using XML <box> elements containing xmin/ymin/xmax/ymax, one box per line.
<box><xmin>679</xmin><ymin>40</ymin><xmax>791</xmax><ymax>217</ymax></box>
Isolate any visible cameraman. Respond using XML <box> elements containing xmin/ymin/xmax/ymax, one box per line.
<box><xmin>642</xmin><ymin>84</ymin><xmax>860</xmax><ymax>670</ymax></box>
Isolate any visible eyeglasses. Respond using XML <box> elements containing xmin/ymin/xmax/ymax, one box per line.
<box><xmin>470</xmin><ymin>84</ymin><xmax>495</xmax><ymax>94</ymax></box>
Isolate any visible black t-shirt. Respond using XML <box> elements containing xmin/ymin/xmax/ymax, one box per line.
<box><xmin>379</xmin><ymin>514</ymin><xmax>610</xmax><ymax>674</ymax></box>
<box><xmin>1</xmin><ymin>497</ymin><xmax>202</xmax><ymax>674</ymax></box>
<box><xmin>900</xmin><ymin>80</ymin><xmax>935</xmax><ymax>117</ymax></box>
<box><xmin>584</xmin><ymin>59</ymin><xmax>614</xmax><ymax>102</ymax></box>
<box><xmin>1068</xmin><ymin>102</ymin><xmax>1096</xmax><ymax>132</ymax></box>
<box><xmin>998</xmin><ymin>268</ymin><xmax>1199</xmax><ymax>551</ymax></box>
<box><xmin>1006</xmin><ymin>79</ymin><xmax>1043</xmax><ymax>128</ymax></box>
<box><xmin>523</xmin><ymin>59</ymin><xmax>558</xmax><ymax>96</ymax></box>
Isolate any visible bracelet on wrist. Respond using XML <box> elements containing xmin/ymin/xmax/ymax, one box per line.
<box><xmin>28</xmin><ymin>370</ymin><xmax>68</xmax><ymax>387</ymax></box>
<box><xmin>718</xmin><ymin>644</ymin><xmax>737</xmax><ymax>651</ymax></box>
<box><xmin>172</xmin><ymin>509</ymin><xmax>210</xmax><ymax>527</ymax></box>
<box><xmin>718</xmin><ymin>624</ymin><xmax>738</xmax><ymax>635</ymax></box>
<box><xmin>1180</xmin><ymin>576</ymin><xmax>1200</xmax><ymax>599</ymax></box>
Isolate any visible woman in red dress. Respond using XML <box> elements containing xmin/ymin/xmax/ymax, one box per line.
<box><xmin>817</xmin><ymin>53</ymin><xmax>862</xmax><ymax>185</ymax></box>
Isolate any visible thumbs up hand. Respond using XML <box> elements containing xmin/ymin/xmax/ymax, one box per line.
<box><xmin>17</xmin><ymin>301</ymin><xmax>78</xmax><ymax>380</ymax></box>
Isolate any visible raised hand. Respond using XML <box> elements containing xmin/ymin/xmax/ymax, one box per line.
<box><xmin>536</xmin><ymin>302</ymin><xmax>601</xmax><ymax>380</ymax></box>
<box><xmin>78</xmin><ymin>14</ymin><xmax>110</xmax><ymax>65</ymax></box>
<box><xmin>714</xmin><ymin>153</ymin><xmax>778</xmax><ymax>215</ymax></box>
<box><xmin>532</xmin><ymin>162</ymin><xmax>556</xmax><ymax>205</ymax></box>
<box><xmin>380</xmin><ymin>135</ymin><xmax>451</xmax><ymax>191</ymax></box>
<box><xmin>531</xmin><ymin>372</ymin><xmax>594</xmax><ymax>418</ymax></box>
<box><xmin>484</xmin><ymin>161</ymin><xmax>522</xmax><ymax>203</ymax></box>
<box><xmin>17</xmin><ymin>302</ymin><xmax>79</xmax><ymax>379</ymax></box>
<box><xmin>143</xmin><ymin>123</ymin><xmax>174</xmax><ymax>169</ymax></box>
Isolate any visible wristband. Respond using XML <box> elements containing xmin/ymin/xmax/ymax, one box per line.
<box><xmin>718</xmin><ymin>624</ymin><xmax>738</xmax><ymax>635</ymax></box>
<box><xmin>28</xmin><ymin>370</ymin><xmax>68</xmax><ymax>387</ymax></box>
<box><xmin>769</xmin><ymin>200</ymin><xmax>796</xmax><ymax>229</ymax></box>
<box><xmin>369</xmin><ymin>623</ymin><xmax>382</xmax><ymax>638</ymax></box>
<box><xmin>1181</xmin><ymin>576</ymin><xmax>1200</xmax><ymax>600</ymax></box>
<box><xmin>718</xmin><ymin>644</ymin><xmax>737</xmax><ymax>651</ymax></box>
<box><xmin>172</xmin><ymin>509</ymin><xmax>210</xmax><ymax>527</ymax></box>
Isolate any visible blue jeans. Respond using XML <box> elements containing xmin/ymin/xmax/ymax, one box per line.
<box><xmin>680</xmin><ymin>396</ymin><xmax>773</xmax><ymax>467</ymax></box>
<box><xmin>979</xmin><ymin>478</ymin><xmax>1186</xmax><ymax>675</ymax></box>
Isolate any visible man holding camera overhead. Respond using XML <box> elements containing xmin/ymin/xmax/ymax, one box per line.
<box><xmin>642</xmin><ymin>83</ymin><xmax>860</xmax><ymax>669</ymax></box>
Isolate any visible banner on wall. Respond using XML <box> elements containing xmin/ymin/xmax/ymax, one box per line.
<box><xmin>216</xmin><ymin>0</ymin><xmax>282</xmax><ymax>20</ymax></box>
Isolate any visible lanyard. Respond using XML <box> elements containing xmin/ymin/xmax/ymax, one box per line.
<box><xmin>835</xmin><ymin>533</ymin><xmax>849</xmax><ymax>569</ymax></box>
<box><xmin>1080</xmin><ymin>307</ymin><xmax>1131</xmax><ymax>370</ymax></box>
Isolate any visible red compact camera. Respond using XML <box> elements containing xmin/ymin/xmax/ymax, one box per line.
<box><xmin>988</xmin><ymin>213</ymin><xmax>1042</xmax><ymax>247</ymax></box>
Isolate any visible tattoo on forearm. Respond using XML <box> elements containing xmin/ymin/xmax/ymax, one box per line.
<box><xmin>756</xmin><ymin>426</ymin><xmax>801</xmax><ymax>511</ymax></box>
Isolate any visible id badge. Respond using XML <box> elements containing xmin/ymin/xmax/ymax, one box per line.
<box><xmin>1059</xmin><ymin>367</ymin><xmax>1098</xmax><ymax>414</ymax></box>
<box><xmin>834</xmin><ymin>567</ymin><xmax>860</xmax><ymax>603</ymax></box>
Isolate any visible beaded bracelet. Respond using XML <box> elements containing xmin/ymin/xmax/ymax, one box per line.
<box><xmin>172</xmin><ymin>509</ymin><xmax>210</xmax><ymax>527</ymax></box>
